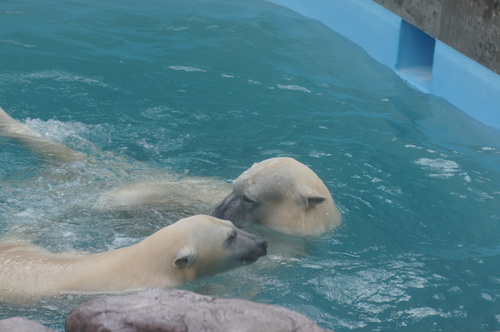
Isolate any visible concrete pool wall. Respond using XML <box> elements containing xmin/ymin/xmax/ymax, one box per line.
<box><xmin>267</xmin><ymin>0</ymin><xmax>500</xmax><ymax>130</ymax></box>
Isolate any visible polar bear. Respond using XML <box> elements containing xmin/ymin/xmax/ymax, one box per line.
<box><xmin>0</xmin><ymin>215</ymin><xmax>267</xmax><ymax>303</ymax></box>
<box><xmin>101</xmin><ymin>158</ymin><xmax>342</xmax><ymax>236</ymax></box>
<box><xmin>212</xmin><ymin>157</ymin><xmax>341</xmax><ymax>236</ymax></box>
<box><xmin>0</xmin><ymin>107</ymin><xmax>341</xmax><ymax>236</ymax></box>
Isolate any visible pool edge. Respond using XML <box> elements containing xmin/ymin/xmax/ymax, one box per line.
<box><xmin>266</xmin><ymin>0</ymin><xmax>500</xmax><ymax>130</ymax></box>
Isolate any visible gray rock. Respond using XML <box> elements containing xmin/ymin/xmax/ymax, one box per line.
<box><xmin>0</xmin><ymin>317</ymin><xmax>56</xmax><ymax>332</ymax></box>
<box><xmin>66</xmin><ymin>289</ymin><xmax>333</xmax><ymax>332</ymax></box>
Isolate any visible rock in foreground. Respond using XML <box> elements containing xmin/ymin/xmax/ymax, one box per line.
<box><xmin>66</xmin><ymin>289</ymin><xmax>333</xmax><ymax>332</ymax></box>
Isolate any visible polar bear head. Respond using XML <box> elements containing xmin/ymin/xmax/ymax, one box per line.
<box><xmin>145</xmin><ymin>215</ymin><xmax>268</xmax><ymax>284</ymax></box>
<box><xmin>212</xmin><ymin>158</ymin><xmax>341</xmax><ymax>236</ymax></box>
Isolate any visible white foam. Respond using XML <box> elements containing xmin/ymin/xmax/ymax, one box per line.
<box><xmin>167</xmin><ymin>26</ymin><xmax>190</xmax><ymax>31</ymax></box>
<box><xmin>168</xmin><ymin>66</ymin><xmax>206</xmax><ymax>72</ymax></box>
<box><xmin>107</xmin><ymin>236</ymin><xmax>136</xmax><ymax>250</ymax></box>
<box><xmin>406</xmin><ymin>307</ymin><xmax>440</xmax><ymax>318</ymax></box>
<box><xmin>29</xmin><ymin>70</ymin><xmax>112</xmax><ymax>88</ymax></box>
<box><xmin>276</xmin><ymin>84</ymin><xmax>311</xmax><ymax>93</ymax></box>
<box><xmin>309</xmin><ymin>150</ymin><xmax>331</xmax><ymax>158</ymax></box>
<box><xmin>0</xmin><ymin>70</ymin><xmax>114</xmax><ymax>88</ymax></box>
<box><xmin>23</xmin><ymin>118</ymin><xmax>88</xmax><ymax>143</ymax></box>
<box><xmin>0</xmin><ymin>39</ymin><xmax>36</xmax><ymax>48</ymax></box>
<box><xmin>414</xmin><ymin>158</ymin><xmax>460</xmax><ymax>178</ymax></box>
<box><xmin>405</xmin><ymin>144</ymin><xmax>423</xmax><ymax>149</ymax></box>
<box><xmin>14</xmin><ymin>208</ymin><xmax>36</xmax><ymax>218</ymax></box>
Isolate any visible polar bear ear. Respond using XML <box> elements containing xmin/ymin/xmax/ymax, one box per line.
<box><xmin>173</xmin><ymin>247</ymin><xmax>196</xmax><ymax>268</ymax></box>
<box><xmin>301</xmin><ymin>189</ymin><xmax>326</xmax><ymax>209</ymax></box>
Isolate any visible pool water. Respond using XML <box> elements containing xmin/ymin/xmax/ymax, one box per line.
<box><xmin>1</xmin><ymin>0</ymin><xmax>500</xmax><ymax>331</ymax></box>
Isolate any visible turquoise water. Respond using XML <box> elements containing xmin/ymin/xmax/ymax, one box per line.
<box><xmin>1</xmin><ymin>0</ymin><xmax>500</xmax><ymax>331</ymax></box>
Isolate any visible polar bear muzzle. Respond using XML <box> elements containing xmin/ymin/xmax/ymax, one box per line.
<box><xmin>212</xmin><ymin>193</ymin><xmax>254</xmax><ymax>228</ymax></box>
<box><xmin>229</xmin><ymin>228</ymin><xmax>268</xmax><ymax>264</ymax></box>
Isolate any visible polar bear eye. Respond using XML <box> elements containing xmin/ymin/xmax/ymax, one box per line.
<box><xmin>242</xmin><ymin>195</ymin><xmax>258</xmax><ymax>206</ymax></box>
<box><xmin>226</xmin><ymin>230</ymin><xmax>237</xmax><ymax>244</ymax></box>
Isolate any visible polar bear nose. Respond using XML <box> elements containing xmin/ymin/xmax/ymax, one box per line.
<box><xmin>255</xmin><ymin>238</ymin><xmax>268</xmax><ymax>254</ymax></box>
<box><xmin>243</xmin><ymin>236</ymin><xmax>267</xmax><ymax>263</ymax></box>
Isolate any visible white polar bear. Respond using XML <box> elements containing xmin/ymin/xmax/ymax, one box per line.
<box><xmin>0</xmin><ymin>107</ymin><xmax>341</xmax><ymax>236</ymax></box>
<box><xmin>212</xmin><ymin>157</ymin><xmax>342</xmax><ymax>236</ymax></box>
<box><xmin>0</xmin><ymin>215</ymin><xmax>267</xmax><ymax>303</ymax></box>
<box><xmin>101</xmin><ymin>157</ymin><xmax>342</xmax><ymax>236</ymax></box>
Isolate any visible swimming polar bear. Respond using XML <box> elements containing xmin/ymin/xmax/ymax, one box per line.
<box><xmin>102</xmin><ymin>157</ymin><xmax>342</xmax><ymax>236</ymax></box>
<box><xmin>0</xmin><ymin>215</ymin><xmax>267</xmax><ymax>303</ymax></box>
<box><xmin>212</xmin><ymin>157</ymin><xmax>341</xmax><ymax>236</ymax></box>
<box><xmin>0</xmin><ymin>107</ymin><xmax>341</xmax><ymax>236</ymax></box>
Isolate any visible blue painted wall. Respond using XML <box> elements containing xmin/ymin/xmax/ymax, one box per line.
<box><xmin>267</xmin><ymin>0</ymin><xmax>500</xmax><ymax>129</ymax></box>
